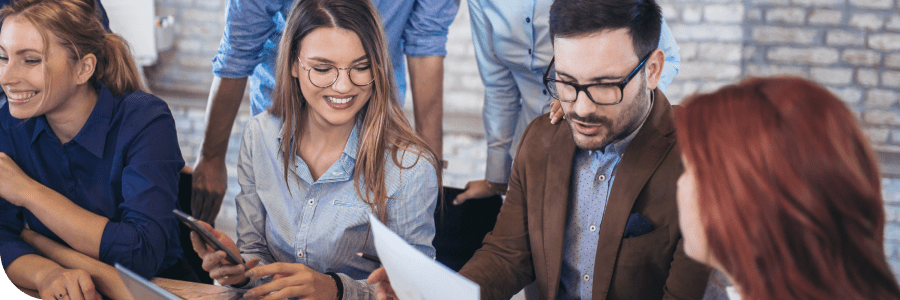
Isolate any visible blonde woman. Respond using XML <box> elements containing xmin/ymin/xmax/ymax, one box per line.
<box><xmin>191</xmin><ymin>0</ymin><xmax>442</xmax><ymax>299</ymax></box>
<box><xmin>0</xmin><ymin>0</ymin><xmax>190</xmax><ymax>299</ymax></box>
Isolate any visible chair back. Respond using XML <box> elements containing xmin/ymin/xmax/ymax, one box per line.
<box><xmin>433</xmin><ymin>187</ymin><xmax>503</xmax><ymax>271</ymax></box>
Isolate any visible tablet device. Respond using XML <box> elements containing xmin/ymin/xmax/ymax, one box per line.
<box><xmin>115</xmin><ymin>263</ymin><xmax>184</xmax><ymax>300</ymax></box>
<box><xmin>172</xmin><ymin>209</ymin><xmax>244</xmax><ymax>266</ymax></box>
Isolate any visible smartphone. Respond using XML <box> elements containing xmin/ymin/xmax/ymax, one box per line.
<box><xmin>172</xmin><ymin>209</ymin><xmax>245</xmax><ymax>267</ymax></box>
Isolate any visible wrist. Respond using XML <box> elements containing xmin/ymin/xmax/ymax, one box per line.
<box><xmin>325</xmin><ymin>272</ymin><xmax>343</xmax><ymax>300</ymax></box>
<box><xmin>486</xmin><ymin>181</ymin><xmax>507</xmax><ymax>196</ymax></box>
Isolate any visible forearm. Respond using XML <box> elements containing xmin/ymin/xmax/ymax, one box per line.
<box><xmin>407</xmin><ymin>55</ymin><xmax>444</xmax><ymax>161</ymax></box>
<box><xmin>198</xmin><ymin>76</ymin><xmax>248</xmax><ymax>160</ymax></box>
<box><xmin>5</xmin><ymin>254</ymin><xmax>64</xmax><ymax>291</ymax></box>
<box><xmin>20</xmin><ymin>184</ymin><xmax>107</xmax><ymax>259</ymax></box>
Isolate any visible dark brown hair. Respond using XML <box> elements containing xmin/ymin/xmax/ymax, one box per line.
<box><xmin>676</xmin><ymin>76</ymin><xmax>900</xmax><ymax>300</ymax></box>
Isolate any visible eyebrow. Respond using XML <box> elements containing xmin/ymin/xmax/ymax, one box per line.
<box><xmin>308</xmin><ymin>54</ymin><xmax>369</xmax><ymax>64</ymax></box>
<box><xmin>0</xmin><ymin>45</ymin><xmax>43</xmax><ymax>55</ymax></box>
<box><xmin>555</xmin><ymin>70</ymin><xmax>624</xmax><ymax>83</ymax></box>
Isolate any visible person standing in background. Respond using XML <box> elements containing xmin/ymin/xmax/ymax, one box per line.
<box><xmin>191</xmin><ymin>0</ymin><xmax>457</xmax><ymax>224</ymax></box>
<box><xmin>453</xmin><ymin>0</ymin><xmax>681</xmax><ymax>203</ymax></box>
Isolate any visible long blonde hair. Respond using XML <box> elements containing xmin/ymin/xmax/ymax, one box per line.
<box><xmin>269</xmin><ymin>0</ymin><xmax>441</xmax><ymax>223</ymax></box>
<box><xmin>0</xmin><ymin>0</ymin><xmax>143</xmax><ymax>97</ymax></box>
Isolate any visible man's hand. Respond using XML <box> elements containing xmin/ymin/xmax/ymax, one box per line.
<box><xmin>366</xmin><ymin>267</ymin><xmax>395</xmax><ymax>300</ymax></box>
<box><xmin>242</xmin><ymin>263</ymin><xmax>339</xmax><ymax>300</ymax></box>
<box><xmin>453</xmin><ymin>180</ymin><xmax>507</xmax><ymax>205</ymax></box>
<box><xmin>191</xmin><ymin>156</ymin><xmax>227</xmax><ymax>224</ymax></box>
<box><xmin>549</xmin><ymin>99</ymin><xmax>564</xmax><ymax>124</ymax></box>
<box><xmin>190</xmin><ymin>220</ymin><xmax>259</xmax><ymax>287</ymax></box>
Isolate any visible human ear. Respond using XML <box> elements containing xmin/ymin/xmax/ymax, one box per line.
<box><xmin>75</xmin><ymin>53</ymin><xmax>96</xmax><ymax>85</ymax></box>
<box><xmin>645</xmin><ymin>49</ymin><xmax>665</xmax><ymax>91</ymax></box>
<box><xmin>291</xmin><ymin>57</ymin><xmax>301</xmax><ymax>79</ymax></box>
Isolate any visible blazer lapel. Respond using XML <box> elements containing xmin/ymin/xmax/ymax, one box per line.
<box><xmin>540</xmin><ymin>120</ymin><xmax>577</xmax><ymax>300</ymax></box>
<box><xmin>590</xmin><ymin>90</ymin><xmax>677</xmax><ymax>299</ymax></box>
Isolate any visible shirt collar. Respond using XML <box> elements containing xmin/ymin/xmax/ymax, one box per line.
<box><xmin>30</xmin><ymin>85</ymin><xmax>114</xmax><ymax>159</ymax></box>
<box><xmin>274</xmin><ymin>119</ymin><xmax>360</xmax><ymax>177</ymax></box>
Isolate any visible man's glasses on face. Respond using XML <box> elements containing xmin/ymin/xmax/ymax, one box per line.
<box><xmin>543</xmin><ymin>51</ymin><xmax>652</xmax><ymax>105</ymax></box>
<box><xmin>298</xmin><ymin>58</ymin><xmax>376</xmax><ymax>88</ymax></box>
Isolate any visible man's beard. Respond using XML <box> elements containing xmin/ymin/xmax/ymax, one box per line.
<box><xmin>566</xmin><ymin>74</ymin><xmax>650</xmax><ymax>151</ymax></box>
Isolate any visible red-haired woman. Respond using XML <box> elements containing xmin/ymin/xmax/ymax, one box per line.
<box><xmin>675</xmin><ymin>76</ymin><xmax>900</xmax><ymax>300</ymax></box>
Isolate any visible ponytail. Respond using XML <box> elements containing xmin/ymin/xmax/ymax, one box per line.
<box><xmin>95</xmin><ymin>33</ymin><xmax>143</xmax><ymax>96</ymax></box>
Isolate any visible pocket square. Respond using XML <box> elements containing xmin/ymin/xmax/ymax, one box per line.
<box><xmin>623</xmin><ymin>212</ymin><xmax>654</xmax><ymax>238</ymax></box>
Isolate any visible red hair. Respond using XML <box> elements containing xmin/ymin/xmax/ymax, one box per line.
<box><xmin>676</xmin><ymin>76</ymin><xmax>900</xmax><ymax>300</ymax></box>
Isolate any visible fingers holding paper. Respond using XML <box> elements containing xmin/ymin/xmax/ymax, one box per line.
<box><xmin>367</xmin><ymin>267</ymin><xmax>396</xmax><ymax>300</ymax></box>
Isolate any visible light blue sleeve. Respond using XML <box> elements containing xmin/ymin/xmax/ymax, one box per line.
<box><xmin>234</xmin><ymin>119</ymin><xmax>278</xmax><ymax>289</ymax></box>
<box><xmin>340</xmin><ymin>150</ymin><xmax>439</xmax><ymax>300</ymax></box>
<box><xmin>656</xmin><ymin>17</ymin><xmax>680</xmax><ymax>93</ymax></box>
<box><xmin>403</xmin><ymin>0</ymin><xmax>458</xmax><ymax>57</ymax></box>
<box><xmin>470</xmin><ymin>0</ymin><xmax>522</xmax><ymax>184</ymax></box>
<box><xmin>212</xmin><ymin>0</ymin><xmax>286</xmax><ymax>78</ymax></box>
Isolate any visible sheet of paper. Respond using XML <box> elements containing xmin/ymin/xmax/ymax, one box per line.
<box><xmin>369</xmin><ymin>214</ymin><xmax>480</xmax><ymax>300</ymax></box>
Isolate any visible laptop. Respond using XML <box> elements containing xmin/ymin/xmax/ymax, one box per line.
<box><xmin>115</xmin><ymin>264</ymin><xmax>184</xmax><ymax>300</ymax></box>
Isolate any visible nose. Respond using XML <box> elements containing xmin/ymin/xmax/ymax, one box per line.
<box><xmin>330</xmin><ymin>69</ymin><xmax>353</xmax><ymax>94</ymax></box>
<box><xmin>571</xmin><ymin>89</ymin><xmax>595</xmax><ymax>116</ymax></box>
<box><xmin>0</xmin><ymin>59</ymin><xmax>17</xmax><ymax>87</ymax></box>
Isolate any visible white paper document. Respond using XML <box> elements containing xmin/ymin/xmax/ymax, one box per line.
<box><xmin>369</xmin><ymin>214</ymin><xmax>480</xmax><ymax>300</ymax></box>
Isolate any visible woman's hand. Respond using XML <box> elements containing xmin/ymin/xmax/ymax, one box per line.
<box><xmin>242</xmin><ymin>263</ymin><xmax>339</xmax><ymax>300</ymax></box>
<box><xmin>190</xmin><ymin>220</ymin><xmax>259</xmax><ymax>286</ymax></box>
<box><xmin>0</xmin><ymin>152</ymin><xmax>39</xmax><ymax>206</ymax></box>
<box><xmin>366</xmin><ymin>267</ymin><xmax>395</xmax><ymax>300</ymax></box>
<box><xmin>549</xmin><ymin>99</ymin><xmax>565</xmax><ymax>124</ymax></box>
<box><xmin>37</xmin><ymin>267</ymin><xmax>101</xmax><ymax>300</ymax></box>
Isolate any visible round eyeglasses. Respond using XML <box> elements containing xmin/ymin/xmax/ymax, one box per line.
<box><xmin>542</xmin><ymin>52</ymin><xmax>651</xmax><ymax>105</ymax></box>
<box><xmin>298</xmin><ymin>59</ymin><xmax>375</xmax><ymax>88</ymax></box>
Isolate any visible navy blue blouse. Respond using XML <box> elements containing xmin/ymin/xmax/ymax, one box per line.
<box><xmin>0</xmin><ymin>84</ymin><xmax>184</xmax><ymax>279</ymax></box>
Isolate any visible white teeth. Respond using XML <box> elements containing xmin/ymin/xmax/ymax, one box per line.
<box><xmin>7</xmin><ymin>91</ymin><xmax>37</xmax><ymax>101</ymax></box>
<box><xmin>326</xmin><ymin>96</ymin><xmax>352</xmax><ymax>104</ymax></box>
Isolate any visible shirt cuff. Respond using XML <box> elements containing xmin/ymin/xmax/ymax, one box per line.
<box><xmin>0</xmin><ymin>238</ymin><xmax>39</xmax><ymax>270</ymax></box>
<box><xmin>337</xmin><ymin>273</ymin><xmax>376</xmax><ymax>300</ymax></box>
<box><xmin>485</xmin><ymin>148</ymin><xmax>513</xmax><ymax>184</ymax></box>
<box><xmin>403</xmin><ymin>35</ymin><xmax>449</xmax><ymax>58</ymax></box>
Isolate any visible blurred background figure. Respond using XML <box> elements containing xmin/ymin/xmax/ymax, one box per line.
<box><xmin>676</xmin><ymin>76</ymin><xmax>900</xmax><ymax>300</ymax></box>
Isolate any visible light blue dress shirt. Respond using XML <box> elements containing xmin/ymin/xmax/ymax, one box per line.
<box><xmin>234</xmin><ymin>113</ymin><xmax>438</xmax><ymax>299</ymax></box>
<box><xmin>557</xmin><ymin>115</ymin><xmax>647</xmax><ymax>300</ymax></box>
<box><xmin>213</xmin><ymin>0</ymin><xmax>458</xmax><ymax>114</ymax></box>
<box><xmin>467</xmin><ymin>0</ymin><xmax>680</xmax><ymax>184</ymax></box>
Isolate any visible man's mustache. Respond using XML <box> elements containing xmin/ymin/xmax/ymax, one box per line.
<box><xmin>566</xmin><ymin>112</ymin><xmax>612</xmax><ymax>127</ymax></box>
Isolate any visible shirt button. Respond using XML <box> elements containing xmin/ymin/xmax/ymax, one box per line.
<box><xmin>543</xmin><ymin>89</ymin><xmax>548</xmax><ymax>95</ymax></box>
<box><xmin>528</xmin><ymin>49</ymin><xmax>532</xmax><ymax>54</ymax></box>
<box><xmin>583</xmin><ymin>274</ymin><xmax>590</xmax><ymax>281</ymax></box>
<box><xmin>589</xmin><ymin>225</ymin><xmax>597</xmax><ymax>232</ymax></box>
<box><xmin>526</xmin><ymin>17</ymin><xmax>531</xmax><ymax>23</ymax></box>
<box><xmin>308</xmin><ymin>199</ymin><xmax>315</xmax><ymax>206</ymax></box>
<box><xmin>599</xmin><ymin>174</ymin><xmax>607</xmax><ymax>181</ymax></box>
<box><xmin>297</xmin><ymin>251</ymin><xmax>304</xmax><ymax>258</ymax></box>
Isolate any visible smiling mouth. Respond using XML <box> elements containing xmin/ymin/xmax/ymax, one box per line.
<box><xmin>6</xmin><ymin>91</ymin><xmax>38</xmax><ymax>103</ymax></box>
<box><xmin>326</xmin><ymin>96</ymin><xmax>353</xmax><ymax>104</ymax></box>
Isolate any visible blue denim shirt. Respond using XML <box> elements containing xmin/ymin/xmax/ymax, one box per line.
<box><xmin>467</xmin><ymin>0</ymin><xmax>680</xmax><ymax>184</ymax></box>
<box><xmin>557</xmin><ymin>116</ymin><xmax>646</xmax><ymax>299</ymax></box>
<box><xmin>0</xmin><ymin>85</ymin><xmax>185</xmax><ymax>279</ymax></box>
<box><xmin>235</xmin><ymin>113</ymin><xmax>438</xmax><ymax>299</ymax></box>
<box><xmin>212</xmin><ymin>0</ymin><xmax>458</xmax><ymax>115</ymax></box>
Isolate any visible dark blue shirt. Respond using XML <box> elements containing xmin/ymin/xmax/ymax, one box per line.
<box><xmin>0</xmin><ymin>84</ymin><xmax>185</xmax><ymax>279</ymax></box>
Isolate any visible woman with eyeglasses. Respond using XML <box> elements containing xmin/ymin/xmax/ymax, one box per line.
<box><xmin>675</xmin><ymin>76</ymin><xmax>900</xmax><ymax>300</ymax></box>
<box><xmin>190</xmin><ymin>0</ymin><xmax>441</xmax><ymax>299</ymax></box>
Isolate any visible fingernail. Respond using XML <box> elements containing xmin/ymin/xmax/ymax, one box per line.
<box><xmin>245</xmin><ymin>271</ymin><xmax>255</xmax><ymax>277</ymax></box>
<box><xmin>244</xmin><ymin>291</ymin><xmax>255</xmax><ymax>298</ymax></box>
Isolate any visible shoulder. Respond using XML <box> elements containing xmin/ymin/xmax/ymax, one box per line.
<box><xmin>517</xmin><ymin>112</ymin><xmax>572</xmax><ymax>154</ymax></box>
<box><xmin>244</xmin><ymin>112</ymin><xmax>282</xmax><ymax>139</ymax></box>
<box><xmin>114</xmin><ymin>90</ymin><xmax>175</xmax><ymax>125</ymax></box>
<box><xmin>388</xmin><ymin>144</ymin><xmax>438</xmax><ymax>178</ymax></box>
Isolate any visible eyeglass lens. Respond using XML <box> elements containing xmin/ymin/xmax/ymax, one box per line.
<box><xmin>547</xmin><ymin>81</ymin><xmax>622</xmax><ymax>104</ymax></box>
<box><xmin>307</xmin><ymin>63</ymin><xmax>375</xmax><ymax>87</ymax></box>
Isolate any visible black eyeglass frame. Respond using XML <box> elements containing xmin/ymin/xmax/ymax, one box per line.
<box><xmin>298</xmin><ymin>58</ymin><xmax>376</xmax><ymax>88</ymax></box>
<box><xmin>542</xmin><ymin>51</ymin><xmax>652</xmax><ymax>105</ymax></box>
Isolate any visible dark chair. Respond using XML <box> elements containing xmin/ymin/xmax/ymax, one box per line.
<box><xmin>177</xmin><ymin>172</ymin><xmax>214</xmax><ymax>284</ymax></box>
<box><xmin>433</xmin><ymin>187</ymin><xmax>503</xmax><ymax>271</ymax></box>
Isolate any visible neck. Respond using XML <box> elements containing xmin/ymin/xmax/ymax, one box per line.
<box><xmin>300</xmin><ymin>110</ymin><xmax>356</xmax><ymax>154</ymax></box>
<box><xmin>45</xmin><ymin>84</ymin><xmax>99</xmax><ymax>144</ymax></box>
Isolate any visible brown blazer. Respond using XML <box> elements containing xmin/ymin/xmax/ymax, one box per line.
<box><xmin>459</xmin><ymin>90</ymin><xmax>710</xmax><ymax>300</ymax></box>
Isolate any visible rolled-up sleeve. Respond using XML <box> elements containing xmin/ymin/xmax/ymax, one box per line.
<box><xmin>0</xmin><ymin>202</ymin><xmax>38</xmax><ymax>270</ymax></box>
<box><xmin>212</xmin><ymin>0</ymin><xmax>285</xmax><ymax>78</ymax></box>
<box><xmin>402</xmin><ymin>0</ymin><xmax>457</xmax><ymax>57</ymax></box>
<box><xmin>99</xmin><ymin>103</ymin><xmax>184</xmax><ymax>279</ymax></box>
